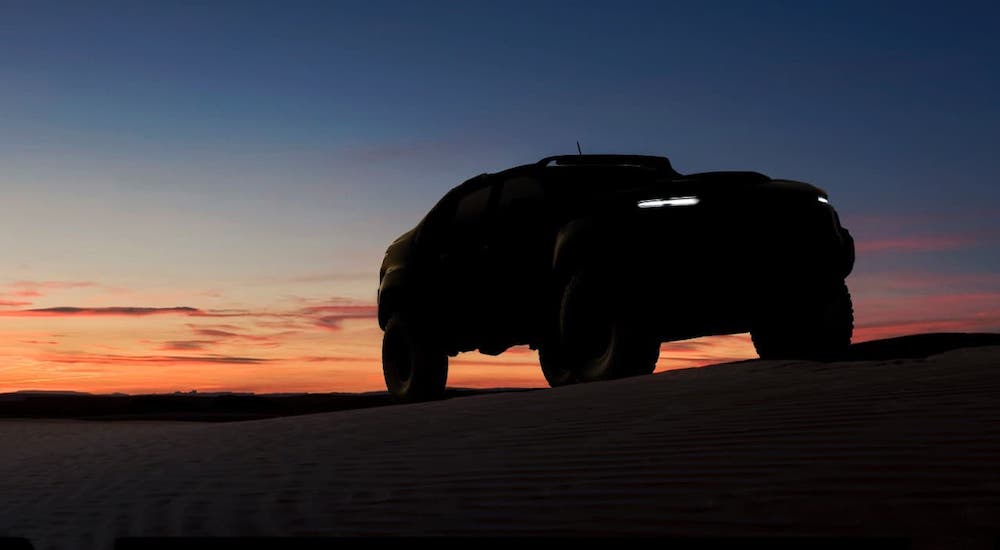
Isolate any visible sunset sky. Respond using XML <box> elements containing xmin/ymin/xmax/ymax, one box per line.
<box><xmin>2</xmin><ymin>1</ymin><xmax>998</xmax><ymax>393</ymax></box>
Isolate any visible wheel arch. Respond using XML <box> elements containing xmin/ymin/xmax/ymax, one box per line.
<box><xmin>552</xmin><ymin>218</ymin><xmax>611</xmax><ymax>286</ymax></box>
<box><xmin>377</xmin><ymin>267</ymin><xmax>410</xmax><ymax>330</ymax></box>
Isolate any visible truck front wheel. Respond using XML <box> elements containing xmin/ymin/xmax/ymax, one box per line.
<box><xmin>382</xmin><ymin>313</ymin><xmax>448</xmax><ymax>401</ymax></box>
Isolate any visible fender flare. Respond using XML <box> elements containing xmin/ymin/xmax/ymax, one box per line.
<box><xmin>551</xmin><ymin>218</ymin><xmax>624</xmax><ymax>285</ymax></box>
<box><xmin>840</xmin><ymin>227</ymin><xmax>855</xmax><ymax>278</ymax></box>
<box><xmin>377</xmin><ymin>267</ymin><xmax>409</xmax><ymax>329</ymax></box>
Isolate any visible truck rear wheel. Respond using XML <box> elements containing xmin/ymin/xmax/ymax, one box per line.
<box><xmin>538</xmin><ymin>343</ymin><xmax>576</xmax><ymax>387</ymax></box>
<box><xmin>382</xmin><ymin>313</ymin><xmax>448</xmax><ymax>401</ymax></box>
<box><xmin>751</xmin><ymin>281</ymin><xmax>854</xmax><ymax>360</ymax></box>
<box><xmin>539</xmin><ymin>270</ymin><xmax>659</xmax><ymax>386</ymax></box>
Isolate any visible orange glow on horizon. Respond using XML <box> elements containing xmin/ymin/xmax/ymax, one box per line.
<box><xmin>0</xmin><ymin>275</ymin><xmax>998</xmax><ymax>394</ymax></box>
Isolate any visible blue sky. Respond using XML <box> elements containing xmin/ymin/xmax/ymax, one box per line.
<box><xmin>1</xmin><ymin>1</ymin><xmax>998</xmax><ymax>392</ymax></box>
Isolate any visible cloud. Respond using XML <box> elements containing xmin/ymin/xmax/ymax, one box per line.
<box><xmin>0</xmin><ymin>306</ymin><xmax>201</xmax><ymax>317</ymax></box>
<box><xmin>856</xmin><ymin>291</ymin><xmax>1000</xmax><ymax>318</ymax></box>
<box><xmin>849</xmin><ymin>284</ymin><xmax>1000</xmax><ymax>342</ymax></box>
<box><xmin>850</xmin><ymin>271</ymin><xmax>1000</xmax><ymax>292</ymax></box>
<box><xmin>0</xmin><ymin>300</ymin><xmax>33</xmax><ymax>307</ymax></box>
<box><xmin>855</xmin><ymin>235</ymin><xmax>976</xmax><ymax>253</ymax></box>
<box><xmin>449</xmin><ymin>358</ymin><xmax>545</xmax><ymax>368</ymax></box>
<box><xmin>8</xmin><ymin>281</ymin><xmax>97</xmax><ymax>291</ymax></box>
<box><xmin>38</xmin><ymin>352</ymin><xmax>271</xmax><ymax>366</ymax></box>
<box><xmin>0</xmin><ymin>296</ymin><xmax>378</xmax><ymax>324</ymax></box>
<box><xmin>1</xmin><ymin>281</ymin><xmax>99</xmax><ymax>302</ymax></box>
<box><xmin>854</xmin><ymin>316</ymin><xmax>1000</xmax><ymax>342</ymax></box>
<box><xmin>191</xmin><ymin>328</ymin><xmax>286</xmax><ymax>342</ymax></box>
<box><xmin>299</xmin><ymin>355</ymin><xmax>376</xmax><ymax>363</ymax></box>
<box><xmin>193</xmin><ymin>328</ymin><xmax>242</xmax><ymax>338</ymax></box>
<box><xmin>253</xmin><ymin>318</ymin><xmax>313</xmax><ymax>331</ymax></box>
<box><xmin>179</xmin><ymin>326</ymin><xmax>299</xmax><ymax>351</ymax></box>
<box><xmin>159</xmin><ymin>340</ymin><xmax>216</xmax><ymax>351</ymax></box>
<box><xmin>300</xmin><ymin>304</ymin><xmax>377</xmax><ymax>331</ymax></box>
<box><xmin>0</xmin><ymin>306</ymin><xmax>269</xmax><ymax>318</ymax></box>
<box><xmin>185</xmin><ymin>323</ymin><xmax>243</xmax><ymax>331</ymax></box>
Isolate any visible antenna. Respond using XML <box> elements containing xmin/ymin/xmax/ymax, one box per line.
<box><xmin>576</xmin><ymin>141</ymin><xmax>582</xmax><ymax>155</ymax></box>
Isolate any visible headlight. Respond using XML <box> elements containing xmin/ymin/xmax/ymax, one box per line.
<box><xmin>637</xmin><ymin>196</ymin><xmax>700</xmax><ymax>209</ymax></box>
<box><xmin>818</xmin><ymin>196</ymin><xmax>830</xmax><ymax>204</ymax></box>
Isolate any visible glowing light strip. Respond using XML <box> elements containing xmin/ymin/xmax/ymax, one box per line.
<box><xmin>637</xmin><ymin>196</ymin><xmax>700</xmax><ymax>208</ymax></box>
<box><xmin>818</xmin><ymin>196</ymin><xmax>830</xmax><ymax>204</ymax></box>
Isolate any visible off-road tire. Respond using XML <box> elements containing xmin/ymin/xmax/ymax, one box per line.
<box><xmin>751</xmin><ymin>281</ymin><xmax>854</xmax><ymax>360</ymax></box>
<box><xmin>382</xmin><ymin>313</ymin><xmax>448</xmax><ymax>401</ymax></box>
<box><xmin>538</xmin><ymin>342</ymin><xmax>577</xmax><ymax>387</ymax></box>
<box><xmin>539</xmin><ymin>270</ymin><xmax>659</xmax><ymax>386</ymax></box>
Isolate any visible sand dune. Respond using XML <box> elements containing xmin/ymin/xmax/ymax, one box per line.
<box><xmin>2</xmin><ymin>337</ymin><xmax>1000</xmax><ymax>548</ymax></box>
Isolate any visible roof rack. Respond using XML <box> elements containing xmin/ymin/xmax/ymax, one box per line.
<box><xmin>537</xmin><ymin>154</ymin><xmax>677</xmax><ymax>174</ymax></box>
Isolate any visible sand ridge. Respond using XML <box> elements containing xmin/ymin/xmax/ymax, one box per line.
<box><xmin>1</xmin><ymin>345</ymin><xmax>999</xmax><ymax>548</ymax></box>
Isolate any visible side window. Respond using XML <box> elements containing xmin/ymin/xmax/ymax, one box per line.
<box><xmin>498</xmin><ymin>177</ymin><xmax>544</xmax><ymax>212</ymax></box>
<box><xmin>454</xmin><ymin>185</ymin><xmax>493</xmax><ymax>228</ymax></box>
<box><xmin>445</xmin><ymin>184</ymin><xmax>494</xmax><ymax>251</ymax></box>
<box><xmin>417</xmin><ymin>195</ymin><xmax>456</xmax><ymax>250</ymax></box>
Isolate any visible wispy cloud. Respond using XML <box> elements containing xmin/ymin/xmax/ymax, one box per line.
<box><xmin>38</xmin><ymin>352</ymin><xmax>271</xmax><ymax>366</ymax></box>
<box><xmin>189</xmin><ymin>327</ymin><xmax>292</xmax><ymax>344</ymax></box>
<box><xmin>158</xmin><ymin>340</ymin><xmax>216</xmax><ymax>351</ymax></box>
<box><xmin>8</xmin><ymin>281</ymin><xmax>97</xmax><ymax>291</ymax></box>
<box><xmin>0</xmin><ymin>306</ymin><xmax>282</xmax><ymax>318</ymax></box>
<box><xmin>854</xmin><ymin>316</ymin><xmax>1000</xmax><ymax>342</ymax></box>
<box><xmin>193</xmin><ymin>328</ymin><xmax>248</xmax><ymax>338</ymax></box>
<box><xmin>300</xmin><ymin>304</ymin><xmax>377</xmax><ymax>331</ymax></box>
<box><xmin>0</xmin><ymin>306</ymin><xmax>201</xmax><ymax>317</ymax></box>
<box><xmin>0</xmin><ymin>281</ymin><xmax>99</xmax><ymax>303</ymax></box>
<box><xmin>850</xmin><ymin>271</ymin><xmax>1000</xmax><ymax>292</ymax></box>
<box><xmin>855</xmin><ymin>235</ymin><xmax>977</xmax><ymax>253</ymax></box>
<box><xmin>0</xmin><ymin>280</ymin><xmax>98</xmax><ymax>307</ymax></box>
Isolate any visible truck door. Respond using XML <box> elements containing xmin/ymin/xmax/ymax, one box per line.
<box><xmin>482</xmin><ymin>175</ymin><xmax>553</xmax><ymax>342</ymax></box>
<box><xmin>437</xmin><ymin>181</ymin><xmax>496</xmax><ymax>349</ymax></box>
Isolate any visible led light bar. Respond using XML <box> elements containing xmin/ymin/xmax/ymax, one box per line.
<box><xmin>637</xmin><ymin>196</ymin><xmax>700</xmax><ymax>209</ymax></box>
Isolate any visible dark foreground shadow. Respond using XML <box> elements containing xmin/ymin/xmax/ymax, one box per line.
<box><xmin>111</xmin><ymin>536</ymin><xmax>915</xmax><ymax>550</ymax></box>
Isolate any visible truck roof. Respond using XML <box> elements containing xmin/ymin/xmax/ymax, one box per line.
<box><xmin>536</xmin><ymin>154</ymin><xmax>678</xmax><ymax>175</ymax></box>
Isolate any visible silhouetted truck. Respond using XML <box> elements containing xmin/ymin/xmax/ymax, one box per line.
<box><xmin>378</xmin><ymin>154</ymin><xmax>855</xmax><ymax>401</ymax></box>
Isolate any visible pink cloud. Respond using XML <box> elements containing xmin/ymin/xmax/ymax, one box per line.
<box><xmin>2</xmin><ymin>281</ymin><xmax>99</xmax><ymax>301</ymax></box>
<box><xmin>0</xmin><ymin>306</ymin><xmax>201</xmax><ymax>317</ymax></box>
<box><xmin>850</xmin><ymin>272</ymin><xmax>999</xmax><ymax>292</ymax></box>
<box><xmin>158</xmin><ymin>340</ymin><xmax>217</xmax><ymax>351</ymax></box>
<box><xmin>185</xmin><ymin>323</ymin><xmax>243</xmax><ymax>331</ymax></box>
<box><xmin>854</xmin><ymin>317</ymin><xmax>1000</xmax><ymax>342</ymax></box>
<box><xmin>193</xmin><ymin>328</ymin><xmax>243</xmax><ymax>338</ymax></box>
<box><xmin>0</xmin><ymin>307</ymin><xmax>278</xmax><ymax>319</ymax></box>
<box><xmin>38</xmin><ymin>352</ymin><xmax>271</xmax><ymax>366</ymax></box>
<box><xmin>9</xmin><ymin>281</ymin><xmax>97</xmax><ymax>290</ymax></box>
<box><xmin>300</xmin><ymin>304</ymin><xmax>378</xmax><ymax>331</ymax></box>
<box><xmin>855</xmin><ymin>235</ymin><xmax>976</xmax><ymax>253</ymax></box>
